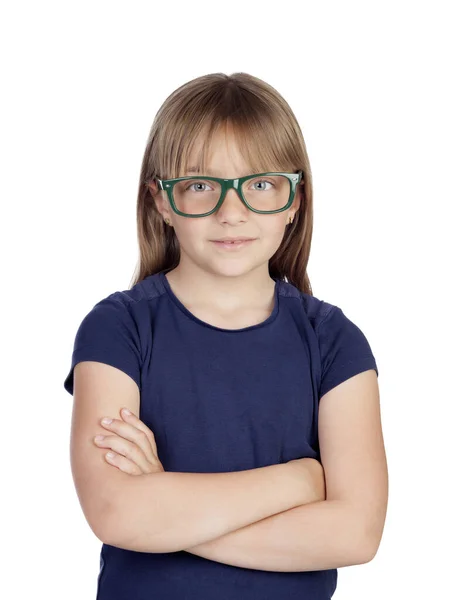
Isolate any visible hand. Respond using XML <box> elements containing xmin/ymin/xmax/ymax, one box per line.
<box><xmin>288</xmin><ymin>457</ymin><xmax>326</xmax><ymax>502</ymax></box>
<box><xmin>93</xmin><ymin>407</ymin><xmax>165</xmax><ymax>475</ymax></box>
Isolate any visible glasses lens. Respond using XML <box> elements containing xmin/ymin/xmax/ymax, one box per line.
<box><xmin>172</xmin><ymin>175</ymin><xmax>291</xmax><ymax>215</ymax></box>
<box><xmin>242</xmin><ymin>175</ymin><xmax>290</xmax><ymax>211</ymax></box>
<box><xmin>173</xmin><ymin>178</ymin><xmax>221</xmax><ymax>215</ymax></box>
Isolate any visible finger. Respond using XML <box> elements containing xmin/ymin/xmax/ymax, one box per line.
<box><xmin>94</xmin><ymin>434</ymin><xmax>153</xmax><ymax>474</ymax></box>
<box><xmin>100</xmin><ymin>416</ymin><xmax>156</xmax><ymax>464</ymax></box>
<box><xmin>104</xmin><ymin>451</ymin><xmax>145</xmax><ymax>476</ymax></box>
<box><xmin>119</xmin><ymin>408</ymin><xmax>160</xmax><ymax>458</ymax></box>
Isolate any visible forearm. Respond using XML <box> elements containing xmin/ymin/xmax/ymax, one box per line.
<box><xmin>104</xmin><ymin>462</ymin><xmax>313</xmax><ymax>553</ymax></box>
<box><xmin>185</xmin><ymin>500</ymin><xmax>372</xmax><ymax>572</ymax></box>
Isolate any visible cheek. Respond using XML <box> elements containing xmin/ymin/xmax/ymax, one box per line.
<box><xmin>262</xmin><ymin>218</ymin><xmax>287</xmax><ymax>240</ymax></box>
<box><xmin>173</xmin><ymin>222</ymin><xmax>209</xmax><ymax>246</ymax></box>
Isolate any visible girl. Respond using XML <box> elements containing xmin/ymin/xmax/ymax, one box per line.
<box><xmin>64</xmin><ymin>72</ymin><xmax>388</xmax><ymax>600</ymax></box>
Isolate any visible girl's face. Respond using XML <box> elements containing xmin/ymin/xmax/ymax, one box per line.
<box><xmin>150</xmin><ymin>130</ymin><xmax>300</xmax><ymax>280</ymax></box>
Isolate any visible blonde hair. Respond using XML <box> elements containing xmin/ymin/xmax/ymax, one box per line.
<box><xmin>129</xmin><ymin>72</ymin><xmax>314</xmax><ymax>295</ymax></box>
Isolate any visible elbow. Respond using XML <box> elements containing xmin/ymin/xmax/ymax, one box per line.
<box><xmin>81</xmin><ymin>497</ymin><xmax>118</xmax><ymax>546</ymax></box>
<box><xmin>354</xmin><ymin>521</ymin><xmax>384</xmax><ymax>565</ymax></box>
<box><xmin>343</xmin><ymin>530</ymin><xmax>377</xmax><ymax>566</ymax></box>
<box><xmin>95</xmin><ymin>501</ymin><xmax>131</xmax><ymax>548</ymax></box>
<box><xmin>94</xmin><ymin>509</ymin><xmax>118</xmax><ymax>547</ymax></box>
<box><xmin>93</xmin><ymin>489</ymin><xmax>165</xmax><ymax>553</ymax></box>
<box><xmin>358</xmin><ymin>512</ymin><xmax>387</xmax><ymax>564</ymax></box>
<box><xmin>359</xmin><ymin>533</ymin><xmax>383</xmax><ymax>564</ymax></box>
<box><xmin>345</xmin><ymin>511</ymin><xmax>382</xmax><ymax>566</ymax></box>
<box><xmin>348</xmin><ymin>499</ymin><xmax>387</xmax><ymax>565</ymax></box>
<box><xmin>98</xmin><ymin>513</ymin><xmax>165</xmax><ymax>553</ymax></box>
<box><xmin>355</xmin><ymin>540</ymin><xmax>378</xmax><ymax>565</ymax></box>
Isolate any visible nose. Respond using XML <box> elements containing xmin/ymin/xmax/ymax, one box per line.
<box><xmin>215</xmin><ymin>187</ymin><xmax>248</xmax><ymax>220</ymax></box>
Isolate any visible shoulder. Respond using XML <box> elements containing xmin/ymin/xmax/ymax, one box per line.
<box><xmin>71</xmin><ymin>276</ymin><xmax>163</xmax><ymax>351</ymax></box>
<box><xmin>109</xmin><ymin>273</ymin><xmax>160</xmax><ymax>305</ymax></box>
<box><xmin>63</xmin><ymin>277</ymin><xmax>161</xmax><ymax>396</ymax></box>
<box><xmin>281</xmin><ymin>280</ymin><xmax>378</xmax><ymax>399</ymax></box>
<box><xmin>279</xmin><ymin>279</ymin><xmax>377</xmax><ymax>371</ymax></box>
<box><xmin>278</xmin><ymin>278</ymin><xmax>337</xmax><ymax>333</ymax></box>
<box><xmin>90</xmin><ymin>272</ymin><xmax>164</xmax><ymax>315</ymax></box>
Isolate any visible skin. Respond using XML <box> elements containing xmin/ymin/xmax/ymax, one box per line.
<box><xmin>94</xmin><ymin>410</ymin><xmax>323</xmax><ymax>502</ymax></box>
<box><xmin>94</xmin><ymin>127</ymin><xmax>303</xmax><ymax>471</ymax></box>
<box><xmin>89</xmin><ymin>133</ymin><xmax>385</xmax><ymax>567</ymax></box>
<box><xmin>147</xmin><ymin>124</ymin><xmax>301</xmax><ymax>318</ymax></box>
<box><xmin>94</xmin><ymin>408</ymin><xmax>166</xmax><ymax>475</ymax></box>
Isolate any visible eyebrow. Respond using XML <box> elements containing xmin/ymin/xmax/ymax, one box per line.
<box><xmin>186</xmin><ymin>166</ymin><xmax>218</xmax><ymax>175</ymax></box>
<box><xmin>186</xmin><ymin>166</ymin><xmax>253</xmax><ymax>177</ymax></box>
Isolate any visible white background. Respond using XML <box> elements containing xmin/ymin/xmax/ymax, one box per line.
<box><xmin>2</xmin><ymin>0</ymin><xmax>449</xmax><ymax>598</ymax></box>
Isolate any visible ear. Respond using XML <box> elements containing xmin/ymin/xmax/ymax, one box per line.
<box><xmin>146</xmin><ymin>179</ymin><xmax>159</xmax><ymax>197</ymax></box>
<box><xmin>293</xmin><ymin>185</ymin><xmax>302</xmax><ymax>213</ymax></box>
<box><xmin>147</xmin><ymin>179</ymin><xmax>171</xmax><ymax>221</ymax></box>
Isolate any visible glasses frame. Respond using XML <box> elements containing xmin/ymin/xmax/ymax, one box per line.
<box><xmin>155</xmin><ymin>171</ymin><xmax>303</xmax><ymax>218</ymax></box>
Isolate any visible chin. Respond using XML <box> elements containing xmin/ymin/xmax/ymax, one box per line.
<box><xmin>205</xmin><ymin>258</ymin><xmax>263</xmax><ymax>279</ymax></box>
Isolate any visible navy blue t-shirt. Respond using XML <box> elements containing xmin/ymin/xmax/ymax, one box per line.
<box><xmin>63</xmin><ymin>269</ymin><xmax>378</xmax><ymax>600</ymax></box>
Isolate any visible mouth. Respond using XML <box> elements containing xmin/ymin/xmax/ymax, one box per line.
<box><xmin>211</xmin><ymin>239</ymin><xmax>256</xmax><ymax>250</ymax></box>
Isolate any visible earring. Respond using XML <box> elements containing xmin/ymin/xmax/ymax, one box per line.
<box><xmin>288</xmin><ymin>215</ymin><xmax>293</xmax><ymax>225</ymax></box>
<box><xmin>164</xmin><ymin>218</ymin><xmax>171</xmax><ymax>226</ymax></box>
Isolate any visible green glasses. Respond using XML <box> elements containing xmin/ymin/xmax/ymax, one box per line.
<box><xmin>155</xmin><ymin>171</ymin><xmax>303</xmax><ymax>218</ymax></box>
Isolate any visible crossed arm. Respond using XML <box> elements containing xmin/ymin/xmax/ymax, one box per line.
<box><xmin>184</xmin><ymin>369</ymin><xmax>389</xmax><ymax>572</ymax></box>
<box><xmin>184</xmin><ymin>496</ymin><xmax>372</xmax><ymax>572</ymax></box>
<box><xmin>102</xmin><ymin>370</ymin><xmax>387</xmax><ymax>572</ymax></box>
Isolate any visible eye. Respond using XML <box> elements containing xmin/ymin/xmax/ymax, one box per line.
<box><xmin>185</xmin><ymin>180</ymin><xmax>214</xmax><ymax>192</ymax></box>
<box><xmin>249</xmin><ymin>179</ymin><xmax>275</xmax><ymax>191</ymax></box>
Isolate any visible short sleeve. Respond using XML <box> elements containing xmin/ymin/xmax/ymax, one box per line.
<box><xmin>63</xmin><ymin>293</ymin><xmax>142</xmax><ymax>396</ymax></box>
<box><xmin>317</xmin><ymin>306</ymin><xmax>378</xmax><ymax>400</ymax></box>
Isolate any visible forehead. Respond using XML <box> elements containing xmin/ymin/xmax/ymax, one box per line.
<box><xmin>186</xmin><ymin>130</ymin><xmax>253</xmax><ymax>177</ymax></box>
<box><xmin>176</xmin><ymin>120</ymin><xmax>289</xmax><ymax>179</ymax></box>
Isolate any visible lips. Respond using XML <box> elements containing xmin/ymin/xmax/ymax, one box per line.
<box><xmin>211</xmin><ymin>239</ymin><xmax>255</xmax><ymax>250</ymax></box>
<box><xmin>212</xmin><ymin>238</ymin><xmax>255</xmax><ymax>243</ymax></box>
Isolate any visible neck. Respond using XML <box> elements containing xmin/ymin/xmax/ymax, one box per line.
<box><xmin>164</xmin><ymin>263</ymin><xmax>276</xmax><ymax>313</ymax></box>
